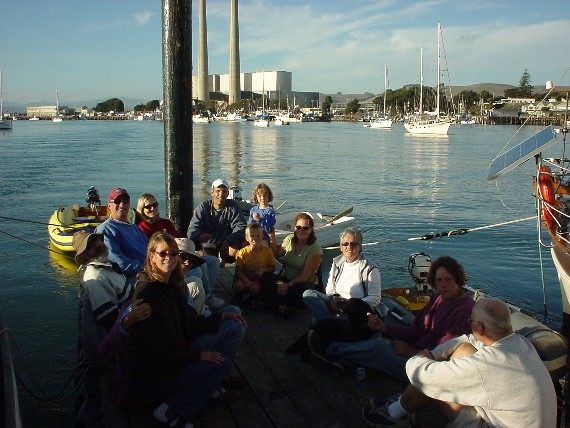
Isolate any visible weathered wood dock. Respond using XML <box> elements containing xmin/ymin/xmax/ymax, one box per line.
<box><xmin>103</xmin><ymin>265</ymin><xmax>446</xmax><ymax>428</ymax></box>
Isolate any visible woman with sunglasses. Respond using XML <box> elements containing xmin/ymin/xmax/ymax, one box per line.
<box><xmin>303</xmin><ymin>227</ymin><xmax>383</xmax><ymax>322</ymax></box>
<box><xmin>268</xmin><ymin>212</ymin><xmax>323</xmax><ymax>318</ymax></box>
<box><xmin>135</xmin><ymin>193</ymin><xmax>182</xmax><ymax>239</ymax></box>
<box><xmin>127</xmin><ymin>231</ymin><xmax>246</xmax><ymax>427</ymax></box>
<box><xmin>136</xmin><ymin>193</ymin><xmax>226</xmax><ymax>310</ymax></box>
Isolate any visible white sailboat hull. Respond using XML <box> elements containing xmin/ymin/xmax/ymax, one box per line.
<box><xmin>404</xmin><ymin>120</ymin><xmax>450</xmax><ymax>135</ymax></box>
<box><xmin>253</xmin><ymin>119</ymin><xmax>269</xmax><ymax>127</ymax></box>
<box><xmin>369</xmin><ymin>119</ymin><xmax>392</xmax><ymax>129</ymax></box>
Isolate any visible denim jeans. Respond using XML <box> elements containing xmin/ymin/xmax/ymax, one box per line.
<box><xmin>328</xmin><ymin>332</ymin><xmax>408</xmax><ymax>382</ymax></box>
<box><xmin>160</xmin><ymin>312</ymin><xmax>246</xmax><ymax>420</ymax></box>
<box><xmin>187</xmin><ymin>255</ymin><xmax>219</xmax><ymax>297</ymax></box>
<box><xmin>302</xmin><ymin>289</ymin><xmax>336</xmax><ymax>321</ymax></box>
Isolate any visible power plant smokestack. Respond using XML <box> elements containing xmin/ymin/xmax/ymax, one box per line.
<box><xmin>229</xmin><ymin>0</ymin><xmax>241</xmax><ymax>104</ymax></box>
<box><xmin>198</xmin><ymin>0</ymin><xmax>209</xmax><ymax>102</ymax></box>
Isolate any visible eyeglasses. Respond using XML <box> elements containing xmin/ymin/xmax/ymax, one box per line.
<box><xmin>155</xmin><ymin>250</ymin><xmax>179</xmax><ymax>258</ymax></box>
<box><xmin>144</xmin><ymin>202</ymin><xmax>159</xmax><ymax>210</ymax></box>
<box><xmin>179</xmin><ymin>253</ymin><xmax>192</xmax><ymax>261</ymax></box>
<box><xmin>295</xmin><ymin>225</ymin><xmax>310</xmax><ymax>230</ymax></box>
<box><xmin>341</xmin><ymin>242</ymin><xmax>360</xmax><ymax>247</ymax></box>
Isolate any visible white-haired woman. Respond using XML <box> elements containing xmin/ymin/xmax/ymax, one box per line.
<box><xmin>302</xmin><ymin>226</ymin><xmax>383</xmax><ymax>321</ymax></box>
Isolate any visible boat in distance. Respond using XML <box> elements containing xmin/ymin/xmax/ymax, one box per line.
<box><xmin>229</xmin><ymin>187</ymin><xmax>354</xmax><ymax>249</ymax></box>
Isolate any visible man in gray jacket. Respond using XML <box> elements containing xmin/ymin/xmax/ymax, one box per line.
<box><xmin>187</xmin><ymin>178</ymin><xmax>246</xmax><ymax>263</ymax></box>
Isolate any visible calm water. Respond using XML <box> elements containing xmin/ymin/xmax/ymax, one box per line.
<box><xmin>0</xmin><ymin>119</ymin><xmax>563</xmax><ymax>426</ymax></box>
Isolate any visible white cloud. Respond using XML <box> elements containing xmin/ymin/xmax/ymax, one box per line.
<box><xmin>133</xmin><ymin>11</ymin><xmax>155</xmax><ymax>26</ymax></box>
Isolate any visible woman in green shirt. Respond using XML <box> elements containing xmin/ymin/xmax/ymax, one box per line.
<box><xmin>268</xmin><ymin>212</ymin><xmax>323</xmax><ymax>318</ymax></box>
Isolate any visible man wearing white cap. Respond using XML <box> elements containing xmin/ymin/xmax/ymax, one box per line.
<box><xmin>187</xmin><ymin>178</ymin><xmax>247</xmax><ymax>263</ymax></box>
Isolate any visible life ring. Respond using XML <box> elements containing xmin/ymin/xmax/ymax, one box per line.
<box><xmin>538</xmin><ymin>165</ymin><xmax>556</xmax><ymax>228</ymax></box>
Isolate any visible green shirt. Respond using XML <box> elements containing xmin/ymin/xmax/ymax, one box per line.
<box><xmin>281</xmin><ymin>234</ymin><xmax>322</xmax><ymax>283</ymax></box>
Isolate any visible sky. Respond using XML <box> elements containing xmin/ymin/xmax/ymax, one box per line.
<box><xmin>2</xmin><ymin>0</ymin><xmax>570</xmax><ymax>107</ymax></box>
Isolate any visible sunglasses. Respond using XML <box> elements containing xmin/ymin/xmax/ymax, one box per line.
<box><xmin>179</xmin><ymin>253</ymin><xmax>192</xmax><ymax>262</ymax></box>
<box><xmin>144</xmin><ymin>202</ymin><xmax>159</xmax><ymax>210</ymax></box>
<box><xmin>295</xmin><ymin>225</ymin><xmax>310</xmax><ymax>231</ymax></box>
<box><xmin>113</xmin><ymin>198</ymin><xmax>130</xmax><ymax>204</ymax></box>
<box><xmin>155</xmin><ymin>250</ymin><xmax>179</xmax><ymax>258</ymax></box>
<box><xmin>341</xmin><ymin>242</ymin><xmax>359</xmax><ymax>248</ymax></box>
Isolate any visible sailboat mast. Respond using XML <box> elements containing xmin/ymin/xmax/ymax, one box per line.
<box><xmin>419</xmin><ymin>48</ymin><xmax>423</xmax><ymax>114</ymax></box>
<box><xmin>436</xmin><ymin>22</ymin><xmax>441</xmax><ymax>117</ymax></box>
<box><xmin>383</xmin><ymin>61</ymin><xmax>388</xmax><ymax>115</ymax></box>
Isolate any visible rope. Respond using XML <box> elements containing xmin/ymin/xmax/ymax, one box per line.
<box><xmin>0</xmin><ymin>214</ymin><xmax>64</xmax><ymax>227</ymax></box>
<box><xmin>322</xmin><ymin>216</ymin><xmax>537</xmax><ymax>250</ymax></box>
<box><xmin>2</xmin><ymin>327</ymin><xmax>87</xmax><ymax>403</ymax></box>
<box><xmin>0</xmin><ymin>228</ymin><xmax>75</xmax><ymax>261</ymax></box>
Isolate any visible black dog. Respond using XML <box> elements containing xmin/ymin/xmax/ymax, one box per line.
<box><xmin>286</xmin><ymin>298</ymin><xmax>375</xmax><ymax>355</ymax></box>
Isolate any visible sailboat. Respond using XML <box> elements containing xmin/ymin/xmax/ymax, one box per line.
<box><xmin>367</xmin><ymin>61</ymin><xmax>392</xmax><ymax>129</ymax></box>
<box><xmin>404</xmin><ymin>22</ymin><xmax>451</xmax><ymax>135</ymax></box>
<box><xmin>254</xmin><ymin>69</ymin><xmax>269</xmax><ymax>127</ymax></box>
<box><xmin>0</xmin><ymin>70</ymin><xmax>13</xmax><ymax>130</ymax></box>
<box><xmin>52</xmin><ymin>90</ymin><xmax>63</xmax><ymax>122</ymax></box>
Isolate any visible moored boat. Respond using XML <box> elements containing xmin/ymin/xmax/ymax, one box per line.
<box><xmin>47</xmin><ymin>187</ymin><xmax>134</xmax><ymax>252</ymax></box>
<box><xmin>0</xmin><ymin>70</ymin><xmax>13</xmax><ymax>130</ymax></box>
<box><xmin>404</xmin><ymin>23</ymin><xmax>451</xmax><ymax>136</ymax></box>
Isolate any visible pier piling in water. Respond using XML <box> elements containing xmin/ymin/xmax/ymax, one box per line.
<box><xmin>162</xmin><ymin>0</ymin><xmax>194</xmax><ymax>232</ymax></box>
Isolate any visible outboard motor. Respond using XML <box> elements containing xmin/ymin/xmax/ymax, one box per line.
<box><xmin>228</xmin><ymin>186</ymin><xmax>242</xmax><ymax>201</ymax></box>
<box><xmin>408</xmin><ymin>253</ymin><xmax>432</xmax><ymax>293</ymax></box>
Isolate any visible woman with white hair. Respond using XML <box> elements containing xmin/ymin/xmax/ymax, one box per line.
<box><xmin>302</xmin><ymin>226</ymin><xmax>383</xmax><ymax>321</ymax></box>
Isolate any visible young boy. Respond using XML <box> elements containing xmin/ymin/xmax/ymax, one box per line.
<box><xmin>233</xmin><ymin>223</ymin><xmax>276</xmax><ymax>305</ymax></box>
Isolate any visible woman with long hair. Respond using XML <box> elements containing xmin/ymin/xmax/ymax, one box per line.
<box><xmin>127</xmin><ymin>232</ymin><xmax>246</xmax><ymax>427</ymax></box>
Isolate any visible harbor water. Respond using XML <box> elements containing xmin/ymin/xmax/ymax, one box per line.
<box><xmin>0</xmin><ymin>120</ymin><xmax>563</xmax><ymax>426</ymax></box>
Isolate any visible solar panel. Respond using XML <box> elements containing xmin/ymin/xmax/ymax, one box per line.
<box><xmin>487</xmin><ymin>125</ymin><xmax>557</xmax><ymax>181</ymax></box>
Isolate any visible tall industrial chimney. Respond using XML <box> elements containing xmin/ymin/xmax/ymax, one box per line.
<box><xmin>198</xmin><ymin>0</ymin><xmax>209</xmax><ymax>102</ymax></box>
<box><xmin>229</xmin><ymin>0</ymin><xmax>241</xmax><ymax>104</ymax></box>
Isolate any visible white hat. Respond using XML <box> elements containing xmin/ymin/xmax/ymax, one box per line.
<box><xmin>174</xmin><ymin>238</ymin><xmax>205</xmax><ymax>267</ymax></box>
<box><xmin>211</xmin><ymin>178</ymin><xmax>229</xmax><ymax>189</ymax></box>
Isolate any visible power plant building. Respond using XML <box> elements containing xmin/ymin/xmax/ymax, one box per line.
<box><xmin>192</xmin><ymin>70</ymin><xmax>293</xmax><ymax>101</ymax></box>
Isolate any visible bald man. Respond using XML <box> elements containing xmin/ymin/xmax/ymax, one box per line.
<box><xmin>363</xmin><ymin>298</ymin><xmax>556</xmax><ymax>428</ymax></box>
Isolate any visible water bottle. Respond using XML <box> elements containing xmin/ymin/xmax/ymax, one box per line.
<box><xmin>355</xmin><ymin>367</ymin><xmax>366</xmax><ymax>388</ymax></box>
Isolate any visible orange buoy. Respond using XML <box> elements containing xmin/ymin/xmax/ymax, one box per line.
<box><xmin>538</xmin><ymin>165</ymin><xmax>556</xmax><ymax>228</ymax></box>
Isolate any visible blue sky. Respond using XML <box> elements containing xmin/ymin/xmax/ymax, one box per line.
<box><xmin>2</xmin><ymin>0</ymin><xmax>570</xmax><ymax>106</ymax></box>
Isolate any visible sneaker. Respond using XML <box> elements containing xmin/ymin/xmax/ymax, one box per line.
<box><xmin>362</xmin><ymin>396</ymin><xmax>409</xmax><ymax>427</ymax></box>
<box><xmin>307</xmin><ymin>330</ymin><xmax>325</xmax><ymax>353</ymax></box>
<box><xmin>364</xmin><ymin>394</ymin><xmax>401</xmax><ymax>412</ymax></box>
<box><xmin>307</xmin><ymin>331</ymin><xmax>344</xmax><ymax>376</ymax></box>
<box><xmin>207</xmin><ymin>295</ymin><xmax>226</xmax><ymax>310</ymax></box>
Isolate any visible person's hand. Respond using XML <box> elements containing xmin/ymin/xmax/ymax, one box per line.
<box><xmin>417</xmin><ymin>349</ymin><xmax>434</xmax><ymax>359</ymax></box>
<box><xmin>392</xmin><ymin>340</ymin><xmax>416</xmax><ymax>358</ymax></box>
<box><xmin>277</xmin><ymin>281</ymin><xmax>289</xmax><ymax>296</ymax></box>
<box><xmin>198</xmin><ymin>232</ymin><xmax>213</xmax><ymax>243</ymax></box>
<box><xmin>200</xmin><ymin>351</ymin><xmax>225</xmax><ymax>364</ymax></box>
<box><xmin>130</xmin><ymin>299</ymin><xmax>152</xmax><ymax>322</ymax></box>
<box><xmin>221</xmin><ymin>311</ymin><xmax>248</xmax><ymax>327</ymax></box>
<box><xmin>367</xmin><ymin>313</ymin><xmax>385</xmax><ymax>332</ymax></box>
<box><xmin>252</xmin><ymin>212</ymin><xmax>260</xmax><ymax>221</ymax></box>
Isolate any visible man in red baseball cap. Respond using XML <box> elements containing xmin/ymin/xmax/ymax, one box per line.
<box><xmin>95</xmin><ymin>187</ymin><xmax>149</xmax><ymax>282</ymax></box>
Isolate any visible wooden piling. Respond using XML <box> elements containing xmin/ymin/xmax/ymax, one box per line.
<box><xmin>162</xmin><ymin>0</ymin><xmax>194</xmax><ymax>233</ymax></box>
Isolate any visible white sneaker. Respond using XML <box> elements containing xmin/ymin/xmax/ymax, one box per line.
<box><xmin>207</xmin><ymin>295</ymin><xmax>226</xmax><ymax>310</ymax></box>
